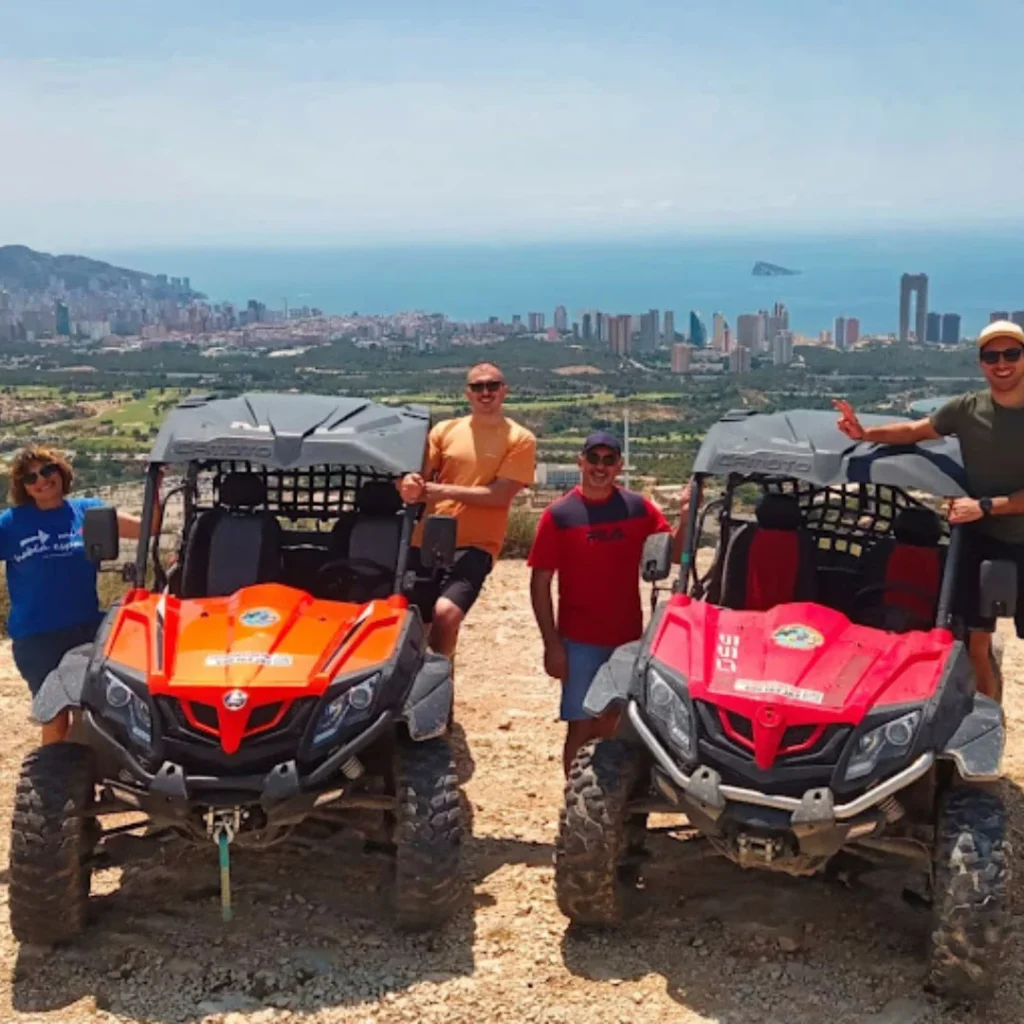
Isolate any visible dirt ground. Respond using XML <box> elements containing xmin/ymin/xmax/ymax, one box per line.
<box><xmin>1</xmin><ymin>560</ymin><xmax>1023</xmax><ymax>1024</ymax></box>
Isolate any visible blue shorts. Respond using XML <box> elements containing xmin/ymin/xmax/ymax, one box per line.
<box><xmin>561</xmin><ymin>640</ymin><xmax>618</xmax><ymax>722</ymax></box>
<box><xmin>12</xmin><ymin>621</ymin><xmax>100</xmax><ymax>697</ymax></box>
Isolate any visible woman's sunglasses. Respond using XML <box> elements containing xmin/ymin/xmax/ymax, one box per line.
<box><xmin>584</xmin><ymin>451</ymin><xmax>619</xmax><ymax>467</ymax></box>
<box><xmin>980</xmin><ymin>346</ymin><xmax>1024</xmax><ymax>366</ymax></box>
<box><xmin>23</xmin><ymin>463</ymin><xmax>60</xmax><ymax>486</ymax></box>
<box><xmin>468</xmin><ymin>380</ymin><xmax>504</xmax><ymax>394</ymax></box>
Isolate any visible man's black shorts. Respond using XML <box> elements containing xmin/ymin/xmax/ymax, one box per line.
<box><xmin>408</xmin><ymin>546</ymin><xmax>494</xmax><ymax>623</ymax></box>
<box><xmin>954</xmin><ymin>527</ymin><xmax>1024</xmax><ymax>637</ymax></box>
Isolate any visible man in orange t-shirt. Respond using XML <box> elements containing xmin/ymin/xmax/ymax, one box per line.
<box><xmin>400</xmin><ymin>361</ymin><xmax>536</xmax><ymax>657</ymax></box>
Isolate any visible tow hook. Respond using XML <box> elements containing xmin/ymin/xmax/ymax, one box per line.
<box><xmin>205</xmin><ymin>808</ymin><xmax>241</xmax><ymax>922</ymax></box>
<box><xmin>736</xmin><ymin>833</ymin><xmax>784</xmax><ymax>869</ymax></box>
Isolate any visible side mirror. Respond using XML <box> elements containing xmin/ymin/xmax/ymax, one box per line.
<box><xmin>641</xmin><ymin>532</ymin><xmax>673</xmax><ymax>582</ymax></box>
<box><xmin>83</xmin><ymin>506</ymin><xmax>119</xmax><ymax>563</ymax></box>
<box><xmin>421</xmin><ymin>514</ymin><xmax>457</xmax><ymax>570</ymax></box>
<box><xmin>980</xmin><ymin>559</ymin><xmax>1017</xmax><ymax>619</ymax></box>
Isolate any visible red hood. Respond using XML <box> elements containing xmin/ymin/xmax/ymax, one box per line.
<box><xmin>649</xmin><ymin>596</ymin><xmax>954</xmax><ymax>767</ymax></box>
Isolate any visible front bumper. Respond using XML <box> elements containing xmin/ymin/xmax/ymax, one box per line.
<box><xmin>627</xmin><ymin>700</ymin><xmax>934</xmax><ymax>849</ymax></box>
<box><xmin>83</xmin><ymin>707</ymin><xmax>394</xmax><ymax>830</ymax></box>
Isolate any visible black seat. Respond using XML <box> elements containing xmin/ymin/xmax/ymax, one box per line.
<box><xmin>858</xmin><ymin>507</ymin><xmax>944</xmax><ymax>626</ymax></box>
<box><xmin>720</xmin><ymin>493</ymin><xmax>818</xmax><ymax>610</ymax></box>
<box><xmin>180</xmin><ymin>473</ymin><xmax>283</xmax><ymax>598</ymax></box>
<box><xmin>331</xmin><ymin>480</ymin><xmax>404</xmax><ymax>574</ymax></box>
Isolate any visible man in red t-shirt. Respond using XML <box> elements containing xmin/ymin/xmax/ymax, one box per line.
<box><xmin>528</xmin><ymin>432</ymin><xmax>690</xmax><ymax>773</ymax></box>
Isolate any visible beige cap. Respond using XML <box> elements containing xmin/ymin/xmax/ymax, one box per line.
<box><xmin>977</xmin><ymin>319</ymin><xmax>1024</xmax><ymax>348</ymax></box>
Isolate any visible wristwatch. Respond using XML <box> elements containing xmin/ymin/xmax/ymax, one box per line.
<box><xmin>979</xmin><ymin>497</ymin><xmax>993</xmax><ymax>517</ymax></box>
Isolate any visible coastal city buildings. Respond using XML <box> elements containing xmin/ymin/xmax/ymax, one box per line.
<box><xmin>845</xmin><ymin>317</ymin><xmax>860</xmax><ymax>347</ymax></box>
<box><xmin>670</xmin><ymin>343</ymin><xmax>692</xmax><ymax>373</ymax></box>
<box><xmin>688</xmin><ymin>311</ymin><xmax>707</xmax><ymax>348</ymax></box>
<box><xmin>553</xmin><ymin>305</ymin><xmax>567</xmax><ymax>332</ymax></box>
<box><xmin>528</xmin><ymin>312</ymin><xmax>545</xmax><ymax>332</ymax></box>
<box><xmin>834</xmin><ymin>316</ymin><xmax>847</xmax><ymax>351</ymax></box>
<box><xmin>712</xmin><ymin>312</ymin><xmax>726</xmax><ymax>351</ymax></box>
<box><xmin>662</xmin><ymin>311</ymin><xmax>675</xmax><ymax>344</ymax></box>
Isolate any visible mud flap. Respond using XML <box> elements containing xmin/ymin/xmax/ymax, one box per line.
<box><xmin>31</xmin><ymin>643</ymin><xmax>94</xmax><ymax>724</ymax></box>
<box><xmin>940</xmin><ymin>694</ymin><xmax>1005</xmax><ymax>781</ymax></box>
<box><xmin>402</xmin><ymin>652</ymin><xmax>453</xmax><ymax>740</ymax></box>
<box><xmin>582</xmin><ymin>641</ymin><xmax>643</xmax><ymax>718</ymax></box>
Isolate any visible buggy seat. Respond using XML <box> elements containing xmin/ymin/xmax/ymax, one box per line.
<box><xmin>857</xmin><ymin>507</ymin><xmax>944</xmax><ymax>626</ymax></box>
<box><xmin>331</xmin><ymin>480</ymin><xmax>404</xmax><ymax>575</ymax></box>
<box><xmin>180</xmin><ymin>472</ymin><xmax>283</xmax><ymax>598</ymax></box>
<box><xmin>720</xmin><ymin>493</ymin><xmax>818</xmax><ymax>611</ymax></box>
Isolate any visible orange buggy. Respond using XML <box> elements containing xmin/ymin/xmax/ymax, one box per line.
<box><xmin>9</xmin><ymin>392</ymin><xmax>465</xmax><ymax>941</ymax></box>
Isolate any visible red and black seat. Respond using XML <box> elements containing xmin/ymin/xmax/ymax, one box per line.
<box><xmin>856</xmin><ymin>507</ymin><xmax>944</xmax><ymax>628</ymax></box>
<box><xmin>720</xmin><ymin>494</ymin><xmax>818</xmax><ymax>611</ymax></box>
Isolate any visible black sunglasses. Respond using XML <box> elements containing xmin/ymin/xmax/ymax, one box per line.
<box><xmin>584</xmin><ymin>450</ymin><xmax>619</xmax><ymax>467</ymax></box>
<box><xmin>468</xmin><ymin>380</ymin><xmax>504</xmax><ymax>394</ymax></box>
<box><xmin>23</xmin><ymin>463</ymin><xmax>60</xmax><ymax>486</ymax></box>
<box><xmin>980</xmin><ymin>346</ymin><xmax>1024</xmax><ymax>365</ymax></box>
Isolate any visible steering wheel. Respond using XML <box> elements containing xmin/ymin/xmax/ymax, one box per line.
<box><xmin>316</xmin><ymin>558</ymin><xmax>393</xmax><ymax>601</ymax></box>
<box><xmin>849</xmin><ymin>582</ymin><xmax>936</xmax><ymax>633</ymax></box>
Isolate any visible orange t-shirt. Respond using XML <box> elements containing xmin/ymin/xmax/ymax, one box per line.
<box><xmin>412</xmin><ymin>415</ymin><xmax>536</xmax><ymax>560</ymax></box>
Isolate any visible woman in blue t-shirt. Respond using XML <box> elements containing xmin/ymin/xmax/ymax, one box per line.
<box><xmin>0</xmin><ymin>447</ymin><xmax>150</xmax><ymax>744</ymax></box>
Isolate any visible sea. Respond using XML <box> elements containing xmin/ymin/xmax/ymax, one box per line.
<box><xmin>92</xmin><ymin>229</ymin><xmax>1024</xmax><ymax>338</ymax></box>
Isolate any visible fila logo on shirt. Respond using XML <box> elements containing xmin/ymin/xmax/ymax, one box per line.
<box><xmin>586</xmin><ymin>526</ymin><xmax>626</xmax><ymax>544</ymax></box>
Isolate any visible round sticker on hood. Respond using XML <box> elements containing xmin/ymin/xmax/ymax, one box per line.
<box><xmin>771</xmin><ymin>624</ymin><xmax>824</xmax><ymax>651</ymax></box>
<box><xmin>240</xmin><ymin>608</ymin><xmax>279</xmax><ymax>628</ymax></box>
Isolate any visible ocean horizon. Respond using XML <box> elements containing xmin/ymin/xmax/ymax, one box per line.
<box><xmin>89</xmin><ymin>230</ymin><xmax>1024</xmax><ymax>338</ymax></box>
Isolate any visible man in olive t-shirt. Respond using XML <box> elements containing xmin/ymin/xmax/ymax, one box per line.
<box><xmin>834</xmin><ymin>320</ymin><xmax>1024</xmax><ymax>700</ymax></box>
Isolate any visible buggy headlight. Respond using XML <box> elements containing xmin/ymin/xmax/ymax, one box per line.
<box><xmin>845</xmin><ymin>710</ymin><xmax>921</xmax><ymax>782</ymax></box>
<box><xmin>312</xmin><ymin>673</ymin><xmax>380</xmax><ymax>747</ymax></box>
<box><xmin>646</xmin><ymin>666</ymin><xmax>694</xmax><ymax>761</ymax></box>
<box><xmin>103</xmin><ymin>672</ymin><xmax>153</xmax><ymax>748</ymax></box>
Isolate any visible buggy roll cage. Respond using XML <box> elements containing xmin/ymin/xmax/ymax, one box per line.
<box><xmin>677</xmin><ymin>472</ymin><xmax>965</xmax><ymax>633</ymax></box>
<box><xmin>133</xmin><ymin>459</ymin><xmax>421</xmax><ymax>599</ymax></box>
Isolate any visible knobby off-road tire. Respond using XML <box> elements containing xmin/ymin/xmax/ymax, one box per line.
<box><xmin>555</xmin><ymin>738</ymin><xmax>647</xmax><ymax>927</ymax></box>
<box><xmin>9</xmin><ymin>743</ymin><xmax>97</xmax><ymax>945</ymax></box>
<box><xmin>927</xmin><ymin>787</ymin><xmax>1011</xmax><ymax>1003</ymax></box>
<box><xmin>393</xmin><ymin>736</ymin><xmax>464</xmax><ymax>931</ymax></box>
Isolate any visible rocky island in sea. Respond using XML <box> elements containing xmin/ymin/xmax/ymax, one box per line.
<box><xmin>752</xmin><ymin>260</ymin><xmax>800</xmax><ymax>276</ymax></box>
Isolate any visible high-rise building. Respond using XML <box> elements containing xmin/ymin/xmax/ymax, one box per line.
<box><xmin>595</xmin><ymin>312</ymin><xmax>605</xmax><ymax>342</ymax></box>
<box><xmin>834</xmin><ymin>317</ymin><xmax>847</xmax><ymax>350</ymax></box>
<box><xmin>581</xmin><ymin>313</ymin><xmax>592</xmax><ymax>342</ymax></box>
<box><xmin>712</xmin><ymin>312</ymin><xmax>726</xmax><ymax>351</ymax></box>
<box><xmin>689</xmin><ymin>311</ymin><xmax>707</xmax><ymax>348</ymax></box>
<box><xmin>736</xmin><ymin>313</ymin><xmax>762</xmax><ymax>350</ymax></box>
<box><xmin>648</xmin><ymin>309</ymin><xmax>659</xmax><ymax>346</ymax></box>
<box><xmin>899</xmin><ymin>273</ymin><xmax>928</xmax><ymax>343</ymax></box>
<box><xmin>528</xmin><ymin>312</ymin><xmax>545</xmax><ymax>332</ymax></box>
<box><xmin>671</xmin><ymin>343</ymin><xmax>692</xmax><ymax>373</ymax></box>
<box><xmin>845</xmin><ymin>318</ymin><xmax>860</xmax><ymax>347</ymax></box>
<box><xmin>638</xmin><ymin>311</ymin><xmax>658</xmax><ymax>351</ymax></box>
<box><xmin>609</xmin><ymin>315</ymin><xmax>631</xmax><ymax>355</ymax></box>
<box><xmin>723</xmin><ymin>325</ymin><xmax>732</xmax><ymax>351</ymax></box>
<box><xmin>766</xmin><ymin>302</ymin><xmax>789</xmax><ymax>349</ymax></box>
<box><xmin>55</xmin><ymin>301</ymin><xmax>71</xmax><ymax>337</ymax></box>
<box><xmin>772</xmin><ymin>330</ymin><xmax>794</xmax><ymax>366</ymax></box>
<box><xmin>820</xmin><ymin>330</ymin><xmax>832</xmax><ymax>345</ymax></box>
<box><xmin>941</xmin><ymin>313</ymin><xmax>961</xmax><ymax>345</ymax></box>
<box><xmin>554</xmin><ymin>305</ymin><xmax>568</xmax><ymax>332</ymax></box>
<box><xmin>926</xmin><ymin>312</ymin><xmax>942</xmax><ymax>343</ymax></box>
<box><xmin>511</xmin><ymin>314</ymin><xmax>522</xmax><ymax>329</ymax></box>
<box><xmin>991</xmin><ymin>311</ymin><xmax>1010</xmax><ymax>323</ymax></box>
<box><xmin>729</xmin><ymin>347</ymin><xmax>752</xmax><ymax>373</ymax></box>
<box><xmin>663</xmin><ymin>311</ymin><xmax>675</xmax><ymax>344</ymax></box>
<box><xmin>1011</xmin><ymin>311</ymin><xmax>1024</xmax><ymax>331</ymax></box>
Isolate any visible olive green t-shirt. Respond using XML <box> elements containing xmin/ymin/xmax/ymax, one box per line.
<box><xmin>930</xmin><ymin>389</ymin><xmax>1024</xmax><ymax>543</ymax></box>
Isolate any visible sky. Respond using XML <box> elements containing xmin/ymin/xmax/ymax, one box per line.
<box><xmin>2</xmin><ymin>0</ymin><xmax>1023</xmax><ymax>249</ymax></box>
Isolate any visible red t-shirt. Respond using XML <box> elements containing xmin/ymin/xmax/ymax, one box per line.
<box><xmin>527</xmin><ymin>486</ymin><xmax>672</xmax><ymax>647</ymax></box>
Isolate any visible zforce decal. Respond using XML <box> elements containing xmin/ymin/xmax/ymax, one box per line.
<box><xmin>734</xmin><ymin>678</ymin><xmax>825</xmax><ymax>705</ymax></box>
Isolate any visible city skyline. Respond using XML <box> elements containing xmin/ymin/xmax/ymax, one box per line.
<box><xmin>5</xmin><ymin>2</ymin><xmax>1024</xmax><ymax>248</ymax></box>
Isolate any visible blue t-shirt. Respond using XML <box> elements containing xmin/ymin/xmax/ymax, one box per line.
<box><xmin>0</xmin><ymin>497</ymin><xmax>107</xmax><ymax>639</ymax></box>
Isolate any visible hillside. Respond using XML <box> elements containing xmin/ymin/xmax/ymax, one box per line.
<box><xmin>0</xmin><ymin>245</ymin><xmax>203</xmax><ymax>300</ymax></box>
<box><xmin>0</xmin><ymin>560</ymin><xmax>1022</xmax><ymax>1022</ymax></box>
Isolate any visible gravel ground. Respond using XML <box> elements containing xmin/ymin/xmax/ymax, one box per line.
<box><xmin>0</xmin><ymin>559</ymin><xmax>1022</xmax><ymax>1023</ymax></box>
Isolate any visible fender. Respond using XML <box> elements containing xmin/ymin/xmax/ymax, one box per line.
<box><xmin>401</xmin><ymin>651</ymin><xmax>452</xmax><ymax>740</ymax></box>
<box><xmin>583</xmin><ymin>640</ymin><xmax>643</xmax><ymax>718</ymax></box>
<box><xmin>939</xmin><ymin>694</ymin><xmax>1005</xmax><ymax>781</ymax></box>
<box><xmin>31</xmin><ymin>643</ymin><xmax>95</xmax><ymax>724</ymax></box>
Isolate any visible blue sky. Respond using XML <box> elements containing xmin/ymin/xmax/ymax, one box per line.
<box><xmin>2</xmin><ymin>1</ymin><xmax>1022</xmax><ymax>248</ymax></box>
